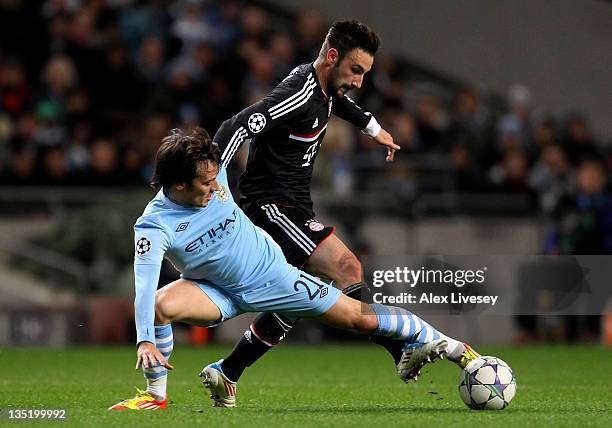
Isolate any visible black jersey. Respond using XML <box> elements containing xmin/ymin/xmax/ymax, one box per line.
<box><xmin>213</xmin><ymin>63</ymin><xmax>372</xmax><ymax>215</ymax></box>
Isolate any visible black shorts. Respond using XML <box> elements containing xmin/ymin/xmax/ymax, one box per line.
<box><xmin>244</xmin><ymin>203</ymin><xmax>335</xmax><ymax>268</ymax></box>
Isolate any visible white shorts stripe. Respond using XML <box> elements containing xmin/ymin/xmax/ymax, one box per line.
<box><xmin>263</xmin><ymin>205</ymin><xmax>315</xmax><ymax>253</ymax></box>
<box><xmin>268</xmin><ymin>204</ymin><xmax>317</xmax><ymax>248</ymax></box>
<box><xmin>263</xmin><ymin>208</ymin><xmax>311</xmax><ymax>254</ymax></box>
<box><xmin>262</xmin><ymin>205</ymin><xmax>314</xmax><ymax>254</ymax></box>
<box><xmin>268</xmin><ymin>74</ymin><xmax>313</xmax><ymax>113</ymax></box>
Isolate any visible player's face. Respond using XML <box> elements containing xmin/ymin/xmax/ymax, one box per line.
<box><xmin>183</xmin><ymin>161</ymin><xmax>221</xmax><ymax>207</ymax></box>
<box><xmin>328</xmin><ymin>48</ymin><xmax>374</xmax><ymax>97</ymax></box>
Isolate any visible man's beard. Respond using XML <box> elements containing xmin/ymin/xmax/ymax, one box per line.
<box><xmin>327</xmin><ymin>67</ymin><xmax>354</xmax><ymax>97</ymax></box>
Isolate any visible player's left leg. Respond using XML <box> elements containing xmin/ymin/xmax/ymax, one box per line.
<box><xmin>109</xmin><ymin>322</ymin><xmax>175</xmax><ymax>410</ymax></box>
<box><xmin>303</xmin><ymin>234</ymin><xmax>405</xmax><ymax>362</ymax></box>
<box><xmin>141</xmin><ymin>325</ymin><xmax>174</xmax><ymax>402</ymax></box>
<box><xmin>141</xmin><ymin>279</ymin><xmax>225</xmax><ymax>404</ymax></box>
<box><xmin>314</xmin><ymin>294</ymin><xmax>480</xmax><ymax>381</ymax></box>
<box><xmin>110</xmin><ymin>279</ymin><xmax>231</xmax><ymax>410</ymax></box>
<box><xmin>241</xmin><ymin>268</ymin><xmax>477</xmax><ymax>382</ymax></box>
<box><xmin>220</xmin><ymin>233</ymin><xmax>403</xmax><ymax>383</ymax></box>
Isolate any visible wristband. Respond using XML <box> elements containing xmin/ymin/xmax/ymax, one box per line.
<box><xmin>362</xmin><ymin>115</ymin><xmax>381</xmax><ymax>138</ymax></box>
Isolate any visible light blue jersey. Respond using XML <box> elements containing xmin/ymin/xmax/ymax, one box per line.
<box><xmin>133</xmin><ymin>167</ymin><xmax>340</xmax><ymax>344</ymax></box>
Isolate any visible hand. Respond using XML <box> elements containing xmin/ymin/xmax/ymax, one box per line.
<box><xmin>135</xmin><ymin>341</ymin><xmax>174</xmax><ymax>370</ymax></box>
<box><xmin>372</xmin><ymin>128</ymin><xmax>400</xmax><ymax>162</ymax></box>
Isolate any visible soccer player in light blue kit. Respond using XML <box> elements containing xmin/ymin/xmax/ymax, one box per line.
<box><xmin>109</xmin><ymin>127</ymin><xmax>480</xmax><ymax>410</ymax></box>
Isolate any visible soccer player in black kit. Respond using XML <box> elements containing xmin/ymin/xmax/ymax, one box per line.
<box><xmin>207</xmin><ymin>20</ymin><xmax>440</xmax><ymax>402</ymax></box>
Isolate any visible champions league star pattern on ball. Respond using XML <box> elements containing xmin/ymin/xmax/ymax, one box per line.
<box><xmin>459</xmin><ymin>356</ymin><xmax>516</xmax><ymax>410</ymax></box>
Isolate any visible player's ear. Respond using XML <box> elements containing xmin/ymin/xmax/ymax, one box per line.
<box><xmin>326</xmin><ymin>48</ymin><xmax>339</xmax><ymax>65</ymax></box>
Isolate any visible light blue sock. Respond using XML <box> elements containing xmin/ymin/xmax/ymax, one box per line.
<box><xmin>370</xmin><ymin>303</ymin><xmax>461</xmax><ymax>353</ymax></box>
<box><xmin>143</xmin><ymin>324</ymin><xmax>173</xmax><ymax>400</ymax></box>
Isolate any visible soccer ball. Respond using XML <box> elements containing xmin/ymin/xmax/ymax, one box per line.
<box><xmin>458</xmin><ymin>356</ymin><xmax>516</xmax><ymax>410</ymax></box>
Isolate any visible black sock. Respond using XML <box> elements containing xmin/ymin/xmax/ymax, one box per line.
<box><xmin>344</xmin><ymin>281</ymin><xmax>404</xmax><ymax>366</ymax></box>
<box><xmin>369</xmin><ymin>335</ymin><xmax>405</xmax><ymax>365</ymax></box>
<box><xmin>221</xmin><ymin>312</ymin><xmax>296</xmax><ymax>382</ymax></box>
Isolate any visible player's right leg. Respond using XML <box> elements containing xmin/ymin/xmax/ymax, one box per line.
<box><xmin>154</xmin><ymin>278</ymin><xmax>224</xmax><ymax>325</ymax></box>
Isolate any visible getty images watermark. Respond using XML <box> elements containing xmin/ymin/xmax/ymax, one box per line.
<box><xmin>362</xmin><ymin>255</ymin><xmax>611</xmax><ymax>316</ymax></box>
<box><xmin>371</xmin><ymin>266</ymin><xmax>498</xmax><ymax>306</ymax></box>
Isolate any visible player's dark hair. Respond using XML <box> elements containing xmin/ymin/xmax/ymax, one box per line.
<box><xmin>150</xmin><ymin>127</ymin><xmax>220</xmax><ymax>189</ymax></box>
<box><xmin>321</xmin><ymin>20</ymin><xmax>381</xmax><ymax>60</ymax></box>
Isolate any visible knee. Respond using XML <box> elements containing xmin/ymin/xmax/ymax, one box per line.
<box><xmin>336</xmin><ymin>252</ymin><xmax>362</xmax><ymax>283</ymax></box>
<box><xmin>155</xmin><ymin>290</ymin><xmax>178</xmax><ymax>324</ymax></box>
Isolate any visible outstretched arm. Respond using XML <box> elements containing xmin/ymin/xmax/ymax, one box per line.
<box><xmin>332</xmin><ymin>94</ymin><xmax>400</xmax><ymax>161</ymax></box>
<box><xmin>373</xmin><ymin>127</ymin><xmax>397</xmax><ymax>162</ymax></box>
<box><xmin>133</xmin><ymin>224</ymin><xmax>173</xmax><ymax>369</ymax></box>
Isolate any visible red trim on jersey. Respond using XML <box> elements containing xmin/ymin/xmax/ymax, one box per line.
<box><xmin>290</xmin><ymin>126</ymin><xmax>326</xmax><ymax>139</ymax></box>
<box><xmin>299</xmin><ymin>226</ymin><xmax>336</xmax><ymax>269</ymax></box>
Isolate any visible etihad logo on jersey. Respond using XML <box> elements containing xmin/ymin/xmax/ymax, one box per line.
<box><xmin>185</xmin><ymin>209</ymin><xmax>237</xmax><ymax>252</ymax></box>
<box><xmin>214</xmin><ymin>184</ymin><xmax>229</xmax><ymax>204</ymax></box>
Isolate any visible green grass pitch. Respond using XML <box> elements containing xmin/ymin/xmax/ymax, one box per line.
<box><xmin>1</xmin><ymin>345</ymin><xmax>610</xmax><ymax>427</ymax></box>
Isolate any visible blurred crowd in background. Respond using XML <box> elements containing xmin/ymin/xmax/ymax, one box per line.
<box><xmin>0</xmin><ymin>1</ymin><xmax>610</xmax><ymax>249</ymax></box>
<box><xmin>0</xmin><ymin>0</ymin><xmax>610</xmax><ymax>214</ymax></box>
<box><xmin>1</xmin><ymin>0</ymin><xmax>611</xmax><ymax>247</ymax></box>
<box><xmin>0</xmin><ymin>0</ymin><xmax>610</xmax><ymax>344</ymax></box>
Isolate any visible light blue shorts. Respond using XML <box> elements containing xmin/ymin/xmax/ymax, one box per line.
<box><xmin>190</xmin><ymin>267</ymin><xmax>341</xmax><ymax>325</ymax></box>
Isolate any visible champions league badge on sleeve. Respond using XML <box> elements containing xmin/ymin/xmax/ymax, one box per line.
<box><xmin>136</xmin><ymin>237</ymin><xmax>152</xmax><ymax>256</ymax></box>
<box><xmin>247</xmin><ymin>113</ymin><xmax>266</xmax><ymax>133</ymax></box>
